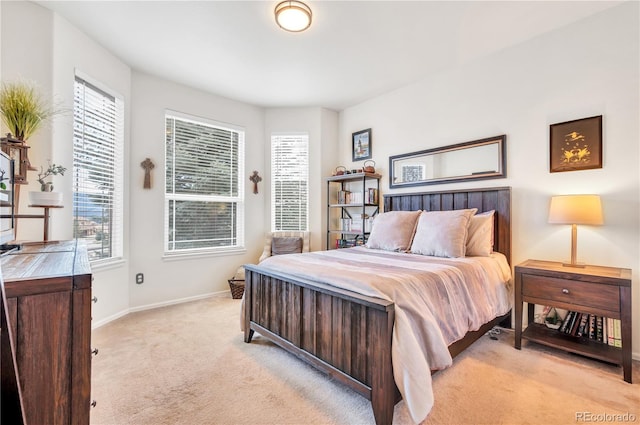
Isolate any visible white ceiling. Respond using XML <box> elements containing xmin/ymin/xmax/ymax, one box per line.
<box><xmin>38</xmin><ymin>1</ymin><xmax>621</xmax><ymax>111</ymax></box>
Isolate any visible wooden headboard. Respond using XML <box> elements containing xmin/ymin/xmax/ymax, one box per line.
<box><xmin>384</xmin><ymin>187</ymin><xmax>512</xmax><ymax>265</ymax></box>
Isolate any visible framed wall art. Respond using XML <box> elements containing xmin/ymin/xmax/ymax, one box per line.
<box><xmin>352</xmin><ymin>128</ymin><xmax>372</xmax><ymax>161</ymax></box>
<box><xmin>550</xmin><ymin>115</ymin><xmax>602</xmax><ymax>173</ymax></box>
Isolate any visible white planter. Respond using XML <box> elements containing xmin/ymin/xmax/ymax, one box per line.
<box><xmin>28</xmin><ymin>191</ymin><xmax>63</xmax><ymax>207</ymax></box>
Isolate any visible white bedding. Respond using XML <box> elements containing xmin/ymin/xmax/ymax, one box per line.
<box><xmin>255</xmin><ymin>246</ymin><xmax>512</xmax><ymax>424</ymax></box>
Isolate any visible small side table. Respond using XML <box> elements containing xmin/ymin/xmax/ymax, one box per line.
<box><xmin>17</xmin><ymin>205</ymin><xmax>64</xmax><ymax>242</ymax></box>
<box><xmin>514</xmin><ymin>259</ymin><xmax>632</xmax><ymax>383</ymax></box>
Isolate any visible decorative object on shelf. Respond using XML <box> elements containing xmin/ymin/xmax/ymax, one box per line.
<box><xmin>249</xmin><ymin>170</ymin><xmax>262</xmax><ymax>194</ymax></box>
<box><xmin>544</xmin><ymin>307</ymin><xmax>563</xmax><ymax>330</ymax></box>
<box><xmin>0</xmin><ymin>134</ymin><xmax>35</xmax><ymax>185</ymax></box>
<box><xmin>550</xmin><ymin>115</ymin><xmax>602</xmax><ymax>173</ymax></box>
<box><xmin>0</xmin><ymin>82</ymin><xmax>65</xmax><ymax>238</ymax></box>
<box><xmin>0</xmin><ymin>167</ymin><xmax>9</xmax><ymax>190</ymax></box>
<box><xmin>36</xmin><ymin>163</ymin><xmax>66</xmax><ymax>192</ymax></box>
<box><xmin>28</xmin><ymin>191</ymin><xmax>63</xmax><ymax>207</ymax></box>
<box><xmin>0</xmin><ymin>81</ymin><xmax>64</xmax><ymax>184</ymax></box>
<box><xmin>274</xmin><ymin>0</ymin><xmax>312</xmax><ymax>32</ymax></box>
<box><xmin>363</xmin><ymin>160</ymin><xmax>376</xmax><ymax>173</ymax></box>
<box><xmin>334</xmin><ymin>166</ymin><xmax>346</xmax><ymax>176</ymax></box>
<box><xmin>140</xmin><ymin>157</ymin><xmax>155</xmax><ymax>189</ymax></box>
<box><xmin>28</xmin><ymin>162</ymin><xmax>66</xmax><ymax>206</ymax></box>
<box><xmin>352</xmin><ymin>128</ymin><xmax>372</xmax><ymax>161</ymax></box>
<box><xmin>0</xmin><ymin>81</ymin><xmax>62</xmax><ymax>142</ymax></box>
<box><xmin>390</xmin><ymin>134</ymin><xmax>506</xmax><ymax>188</ymax></box>
<box><xmin>548</xmin><ymin>194</ymin><xmax>603</xmax><ymax>267</ymax></box>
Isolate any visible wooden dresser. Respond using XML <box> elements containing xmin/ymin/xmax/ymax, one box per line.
<box><xmin>1</xmin><ymin>241</ymin><xmax>92</xmax><ymax>425</ymax></box>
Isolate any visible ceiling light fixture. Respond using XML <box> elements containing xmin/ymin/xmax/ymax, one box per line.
<box><xmin>275</xmin><ymin>1</ymin><xmax>312</xmax><ymax>32</ymax></box>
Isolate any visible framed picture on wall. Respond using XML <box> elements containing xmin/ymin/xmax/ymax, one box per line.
<box><xmin>550</xmin><ymin>115</ymin><xmax>602</xmax><ymax>173</ymax></box>
<box><xmin>352</xmin><ymin>128</ymin><xmax>372</xmax><ymax>161</ymax></box>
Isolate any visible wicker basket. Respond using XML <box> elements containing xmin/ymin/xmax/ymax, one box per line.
<box><xmin>228</xmin><ymin>278</ymin><xmax>245</xmax><ymax>299</ymax></box>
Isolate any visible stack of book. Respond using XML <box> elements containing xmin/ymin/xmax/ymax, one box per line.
<box><xmin>337</xmin><ymin>190</ymin><xmax>351</xmax><ymax>204</ymax></box>
<box><xmin>547</xmin><ymin>307</ymin><xmax>622</xmax><ymax>347</ymax></box>
<box><xmin>340</xmin><ymin>216</ymin><xmax>373</xmax><ymax>232</ymax></box>
<box><xmin>336</xmin><ymin>236</ymin><xmax>366</xmax><ymax>248</ymax></box>
<box><xmin>336</xmin><ymin>190</ymin><xmax>377</xmax><ymax>205</ymax></box>
<box><xmin>365</xmin><ymin>188</ymin><xmax>378</xmax><ymax>204</ymax></box>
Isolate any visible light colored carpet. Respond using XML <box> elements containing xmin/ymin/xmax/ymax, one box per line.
<box><xmin>90</xmin><ymin>295</ymin><xmax>639</xmax><ymax>425</ymax></box>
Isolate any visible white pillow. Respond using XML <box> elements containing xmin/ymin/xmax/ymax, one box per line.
<box><xmin>466</xmin><ymin>210</ymin><xmax>495</xmax><ymax>257</ymax></box>
<box><xmin>366</xmin><ymin>210</ymin><xmax>422</xmax><ymax>252</ymax></box>
<box><xmin>410</xmin><ymin>209</ymin><xmax>477</xmax><ymax>258</ymax></box>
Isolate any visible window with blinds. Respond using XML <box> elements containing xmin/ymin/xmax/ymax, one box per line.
<box><xmin>271</xmin><ymin>134</ymin><xmax>308</xmax><ymax>231</ymax></box>
<box><xmin>165</xmin><ymin>112</ymin><xmax>245</xmax><ymax>253</ymax></box>
<box><xmin>73</xmin><ymin>76</ymin><xmax>124</xmax><ymax>263</ymax></box>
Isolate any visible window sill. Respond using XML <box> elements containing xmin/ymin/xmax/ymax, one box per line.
<box><xmin>162</xmin><ymin>247</ymin><xmax>247</xmax><ymax>261</ymax></box>
<box><xmin>90</xmin><ymin>258</ymin><xmax>126</xmax><ymax>272</ymax></box>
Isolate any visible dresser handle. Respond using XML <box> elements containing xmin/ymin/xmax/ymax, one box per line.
<box><xmin>562</xmin><ymin>288</ymin><xmax>570</xmax><ymax>294</ymax></box>
<box><xmin>91</xmin><ymin>400</ymin><xmax>97</xmax><ymax>408</ymax></box>
<box><xmin>92</xmin><ymin>296</ymin><xmax>98</xmax><ymax>303</ymax></box>
<box><xmin>91</xmin><ymin>348</ymin><xmax>99</xmax><ymax>356</ymax></box>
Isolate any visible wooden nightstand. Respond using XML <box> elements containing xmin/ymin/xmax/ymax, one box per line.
<box><xmin>514</xmin><ymin>259</ymin><xmax>632</xmax><ymax>383</ymax></box>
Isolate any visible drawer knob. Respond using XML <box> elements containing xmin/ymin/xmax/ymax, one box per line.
<box><xmin>92</xmin><ymin>296</ymin><xmax>98</xmax><ymax>303</ymax></box>
<box><xmin>91</xmin><ymin>400</ymin><xmax>97</xmax><ymax>408</ymax></box>
<box><xmin>562</xmin><ymin>288</ymin><xmax>570</xmax><ymax>294</ymax></box>
<box><xmin>91</xmin><ymin>348</ymin><xmax>99</xmax><ymax>356</ymax></box>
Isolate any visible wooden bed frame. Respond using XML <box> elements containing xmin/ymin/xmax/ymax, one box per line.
<box><xmin>243</xmin><ymin>187</ymin><xmax>511</xmax><ymax>425</ymax></box>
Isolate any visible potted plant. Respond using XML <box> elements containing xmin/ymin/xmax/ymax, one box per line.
<box><xmin>28</xmin><ymin>162</ymin><xmax>66</xmax><ymax>206</ymax></box>
<box><xmin>0</xmin><ymin>81</ymin><xmax>61</xmax><ymax>142</ymax></box>
<box><xmin>36</xmin><ymin>163</ymin><xmax>66</xmax><ymax>192</ymax></box>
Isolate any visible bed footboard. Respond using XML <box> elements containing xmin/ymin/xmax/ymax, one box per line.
<box><xmin>244</xmin><ymin>265</ymin><xmax>397</xmax><ymax>425</ymax></box>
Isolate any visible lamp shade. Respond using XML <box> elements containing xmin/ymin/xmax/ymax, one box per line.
<box><xmin>275</xmin><ymin>1</ymin><xmax>312</xmax><ymax>32</ymax></box>
<box><xmin>548</xmin><ymin>195</ymin><xmax>603</xmax><ymax>225</ymax></box>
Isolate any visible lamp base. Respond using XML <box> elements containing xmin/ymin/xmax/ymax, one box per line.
<box><xmin>562</xmin><ymin>261</ymin><xmax>586</xmax><ymax>268</ymax></box>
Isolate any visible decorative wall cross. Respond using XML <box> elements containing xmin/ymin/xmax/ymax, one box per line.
<box><xmin>140</xmin><ymin>158</ymin><xmax>155</xmax><ymax>189</ymax></box>
<box><xmin>249</xmin><ymin>171</ymin><xmax>262</xmax><ymax>194</ymax></box>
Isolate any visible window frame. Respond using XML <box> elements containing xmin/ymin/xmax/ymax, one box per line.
<box><xmin>270</xmin><ymin>133</ymin><xmax>309</xmax><ymax>232</ymax></box>
<box><xmin>164</xmin><ymin>110</ymin><xmax>245</xmax><ymax>257</ymax></box>
<box><xmin>72</xmin><ymin>72</ymin><xmax>125</xmax><ymax>266</ymax></box>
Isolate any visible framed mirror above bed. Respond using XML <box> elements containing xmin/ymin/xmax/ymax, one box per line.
<box><xmin>389</xmin><ymin>135</ymin><xmax>506</xmax><ymax>188</ymax></box>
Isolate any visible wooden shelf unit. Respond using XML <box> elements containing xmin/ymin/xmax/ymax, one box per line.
<box><xmin>326</xmin><ymin>172</ymin><xmax>380</xmax><ymax>249</ymax></box>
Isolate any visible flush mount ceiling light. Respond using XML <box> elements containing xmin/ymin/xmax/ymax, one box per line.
<box><xmin>275</xmin><ymin>1</ymin><xmax>312</xmax><ymax>32</ymax></box>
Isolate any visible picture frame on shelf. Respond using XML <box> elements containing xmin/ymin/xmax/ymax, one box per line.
<box><xmin>550</xmin><ymin>115</ymin><xmax>602</xmax><ymax>173</ymax></box>
<box><xmin>352</xmin><ymin>128</ymin><xmax>372</xmax><ymax>161</ymax></box>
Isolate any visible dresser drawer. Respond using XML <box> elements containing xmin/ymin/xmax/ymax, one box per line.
<box><xmin>521</xmin><ymin>274</ymin><xmax>620</xmax><ymax>312</ymax></box>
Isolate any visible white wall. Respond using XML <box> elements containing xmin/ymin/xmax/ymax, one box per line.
<box><xmin>1</xmin><ymin>2</ymin><xmax>269</xmax><ymax>320</ymax></box>
<box><xmin>51</xmin><ymin>12</ymin><xmax>132</xmax><ymax>325</ymax></box>
<box><xmin>0</xmin><ymin>1</ymin><xmax>53</xmax><ymax>242</ymax></box>
<box><xmin>129</xmin><ymin>72</ymin><xmax>265</xmax><ymax>309</ymax></box>
<box><xmin>1</xmin><ymin>2</ymin><xmax>133</xmax><ymax>324</ymax></box>
<box><xmin>264</xmin><ymin>107</ymin><xmax>338</xmax><ymax>252</ymax></box>
<box><xmin>339</xmin><ymin>3</ymin><xmax>640</xmax><ymax>356</ymax></box>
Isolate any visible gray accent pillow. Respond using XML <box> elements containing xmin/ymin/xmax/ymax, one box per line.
<box><xmin>466</xmin><ymin>210</ymin><xmax>495</xmax><ymax>257</ymax></box>
<box><xmin>271</xmin><ymin>237</ymin><xmax>303</xmax><ymax>256</ymax></box>
<box><xmin>410</xmin><ymin>209</ymin><xmax>477</xmax><ymax>258</ymax></box>
<box><xmin>366</xmin><ymin>210</ymin><xmax>422</xmax><ymax>252</ymax></box>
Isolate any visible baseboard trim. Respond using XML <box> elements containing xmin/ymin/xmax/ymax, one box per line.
<box><xmin>91</xmin><ymin>290</ymin><xmax>230</xmax><ymax>329</ymax></box>
<box><xmin>92</xmin><ymin>309</ymin><xmax>131</xmax><ymax>330</ymax></box>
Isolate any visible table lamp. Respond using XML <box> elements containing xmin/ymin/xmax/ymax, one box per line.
<box><xmin>548</xmin><ymin>194</ymin><xmax>603</xmax><ymax>267</ymax></box>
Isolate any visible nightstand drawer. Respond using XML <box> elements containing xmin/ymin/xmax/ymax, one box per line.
<box><xmin>522</xmin><ymin>274</ymin><xmax>620</xmax><ymax>312</ymax></box>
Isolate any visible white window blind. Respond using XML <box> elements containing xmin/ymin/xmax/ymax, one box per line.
<box><xmin>73</xmin><ymin>76</ymin><xmax>124</xmax><ymax>263</ymax></box>
<box><xmin>165</xmin><ymin>112</ymin><xmax>244</xmax><ymax>253</ymax></box>
<box><xmin>271</xmin><ymin>134</ymin><xmax>309</xmax><ymax>231</ymax></box>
